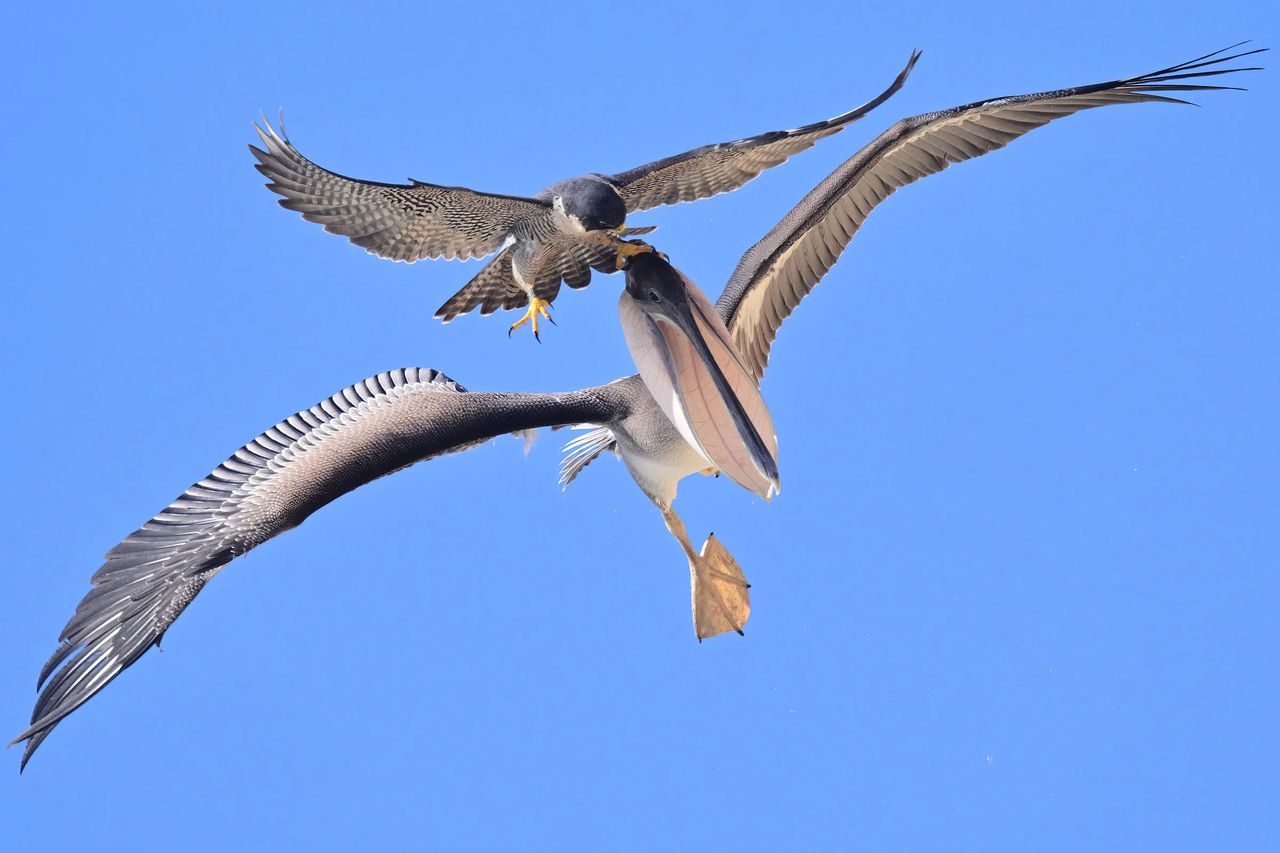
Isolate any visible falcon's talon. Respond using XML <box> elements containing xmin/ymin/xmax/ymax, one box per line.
<box><xmin>614</xmin><ymin>240</ymin><xmax>657</xmax><ymax>271</ymax></box>
<box><xmin>508</xmin><ymin>297</ymin><xmax>555</xmax><ymax>340</ymax></box>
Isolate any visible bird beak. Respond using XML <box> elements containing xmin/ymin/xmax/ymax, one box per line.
<box><xmin>619</xmin><ymin>268</ymin><xmax>781</xmax><ymax>500</ymax></box>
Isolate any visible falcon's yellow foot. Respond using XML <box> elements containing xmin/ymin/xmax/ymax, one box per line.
<box><xmin>614</xmin><ymin>239</ymin><xmax>658</xmax><ymax>270</ymax></box>
<box><xmin>507</xmin><ymin>297</ymin><xmax>556</xmax><ymax>342</ymax></box>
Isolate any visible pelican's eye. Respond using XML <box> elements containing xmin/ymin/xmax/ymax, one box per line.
<box><xmin>647</xmin><ymin>290</ymin><xmax>661</xmax><ymax>303</ymax></box>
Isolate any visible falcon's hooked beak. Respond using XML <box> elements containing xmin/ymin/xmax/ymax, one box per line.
<box><xmin>618</xmin><ymin>252</ymin><xmax>780</xmax><ymax>500</ymax></box>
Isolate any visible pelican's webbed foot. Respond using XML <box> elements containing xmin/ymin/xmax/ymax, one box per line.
<box><xmin>661</xmin><ymin>507</ymin><xmax>751</xmax><ymax>640</ymax></box>
<box><xmin>508</xmin><ymin>296</ymin><xmax>555</xmax><ymax>341</ymax></box>
<box><xmin>690</xmin><ymin>533</ymin><xmax>751</xmax><ymax>640</ymax></box>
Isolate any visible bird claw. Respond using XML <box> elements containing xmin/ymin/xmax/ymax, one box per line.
<box><xmin>508</xmin><ymin>297</ymin><xmax>555</xmax><ymax>340</ymax></box>
<box><xmin>614</xmin><ymin>239</ymin><xmax>658</xmax><ymax>271</ymax></box>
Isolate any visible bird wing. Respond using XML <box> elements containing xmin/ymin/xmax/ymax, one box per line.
<box><xmin>434</xmin><ymin>245</ymin><xmax>528</xmax><ymax>321</ymax></box>
<box><xmin>607</xmin><ymin>51</ymin><xmax>921</xmax><ymax>213</ymax></box>
<box><xmin>251</xmin><ymin>122</ymin><xmax>550</xmax><ymax>262</ymax></box>
<box><xmin>13</xmin><ymin>368</ymin><xmax>618</xmax><ymax>770</ymax></box>
<box><xmin>431</xmin><ymin>242</ymin><xmax>576</xmax><ymax>322</ymax></box>
<box><xmin>716</xmin><ymin>44</ymin><xmax>1265</xmax><ymax>381</ymax></box>
<box><xmin>554</xmin><ymin>226</ymin><xmax>661</xmax><ymax>291</ymax></box>
<box><xmin>557</xmin><ymin>426</ymin><xmax>618</xmax><ymax>489</ymax></box>
<box><xmin>531</xmin><ymin>229</ymin><xmax>660</xmax><ymax>301</ymax></box>
<box><xmin>526</xmin><ymin>240</ymin><xmax>609</xmax><ymax>305</ymax></box>
<box><xmin>433</xmin><ymin>226</ymin><xmax>658</xmax><ymax>321</ymax></box>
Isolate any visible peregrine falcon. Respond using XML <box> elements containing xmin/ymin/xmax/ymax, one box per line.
<box><xmin>250</xmin><ymin>52</ymin><xmax>919</xmax><ymax>339</ymax></box>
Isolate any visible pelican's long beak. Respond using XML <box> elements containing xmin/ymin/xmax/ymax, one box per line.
<box><xmin>620</xmin><ymin>260</ymin><xmax>780</xmax><ymax>500</ymax></box>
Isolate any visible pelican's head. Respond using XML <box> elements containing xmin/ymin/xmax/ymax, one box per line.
<box><xmin>619</xmin><ymin>252</ymin><xmax>781</xmax><ymax>500</ymax></box>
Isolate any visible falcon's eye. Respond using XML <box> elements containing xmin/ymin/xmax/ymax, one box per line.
<box><xmin>647</xmin><ymin>290</ymin><xmax>661</xmax><ymax>303</ymax></box>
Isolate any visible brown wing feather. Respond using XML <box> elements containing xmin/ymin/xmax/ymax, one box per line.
<box><xmin>716</xmin><ymin>45</ymin><xmax>1265</xmax><ymax>381</ymax></box>
<box><xmin>13</xmin><ymin>369</ymin><xmax>618</xmax><ymax>769</ymax></box>
<box><xmin>251</xmin><ymin>122</ymin><xmax>550</xmax><ymax>263</ymax></box>
<box><xmin>610</xmin><ymin>52</ymin><xmax>920</xmax><ymax>212</ymax></box>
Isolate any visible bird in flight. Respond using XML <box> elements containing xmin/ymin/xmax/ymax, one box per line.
<box><xmin>15</xmin><ymin>44</ymin><xmax>1262</xmax><ymax>770</ymax></box>
<box><xmin>250</xmin><ymin>52</ymin><xmax>921</xmax><ymax>339</ymax></box>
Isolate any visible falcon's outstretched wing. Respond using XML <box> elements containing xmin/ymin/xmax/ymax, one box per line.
<box><xmin>251</xmin><ymin>122</ymin><xmax>550</xmax><ymax>262</ymax></box>
<box><xmin>13</xmin><ymin>368</ymin><xmax>618</xmax><ymax>770</ymax></box>
<box><xmin>607</xmin><ymin>51</ymin><xmax>921</xmax><ymax>213</ymax></box>
<box><xmin>716</xmin><ymin>44</ymin><xmax>1265</xmax><ymax>380</ymax></box>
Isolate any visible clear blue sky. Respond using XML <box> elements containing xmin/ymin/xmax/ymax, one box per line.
<box><xmin>2</xmin><ymin>1</ymin><xmax>1276</xmax><ymax>849</ymax></box>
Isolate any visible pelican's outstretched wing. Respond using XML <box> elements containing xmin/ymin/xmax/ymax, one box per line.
<box><xmin>607</xmin><ymin>51</ymin><xmax>921</xmax><ymax>213</ymax></box>
<box><xmin>251</xmin><ymin>122</ymin><xmax>550</xmax><ymax>262</ymax></box>
<box><xmin>13</xmin><ymin>368</ymin><xmax>618</xmax><ymax>770</ymax></box>
<box><xmin>716</xmin><ymin>44</ymin><xmax>1265</xmax><ymax>380</ymax></box>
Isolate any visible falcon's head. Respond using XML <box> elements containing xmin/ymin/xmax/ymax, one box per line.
<box><xmin>556</xmin><ymin>179</ymin><xmax>627</xmax><ymax>232</ymax></box>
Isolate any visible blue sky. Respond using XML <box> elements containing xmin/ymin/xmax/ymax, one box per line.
<box><xmin>2</xmin><ymin>1</ymin><xmax>1276</xmax><ymax>849</ymax></box>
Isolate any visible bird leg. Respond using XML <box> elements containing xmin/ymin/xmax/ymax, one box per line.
<box><xmin>660</xmin><ymin>507</ymin><xmax>751</xmax><ymax>640</ymax></box>
<box><xmin>507</xmin><ymin>296</ymin><xmax>556</xmax><ymax>341</ymax></box>
<box><xmin>614</xmin><ymin>239</ymin><xmax>658</xmax><ymax>270</ymax></box>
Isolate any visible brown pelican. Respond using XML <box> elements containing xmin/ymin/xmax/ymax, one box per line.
<box><xmin>13</xmin><ymin>44</ymin><xmax>1261</xmax><ymax>769</ymax></box>
<box><xmin>249</xmin><ymin>53</ymin><xmax>920</xmax><ymax>339</ymax></box>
